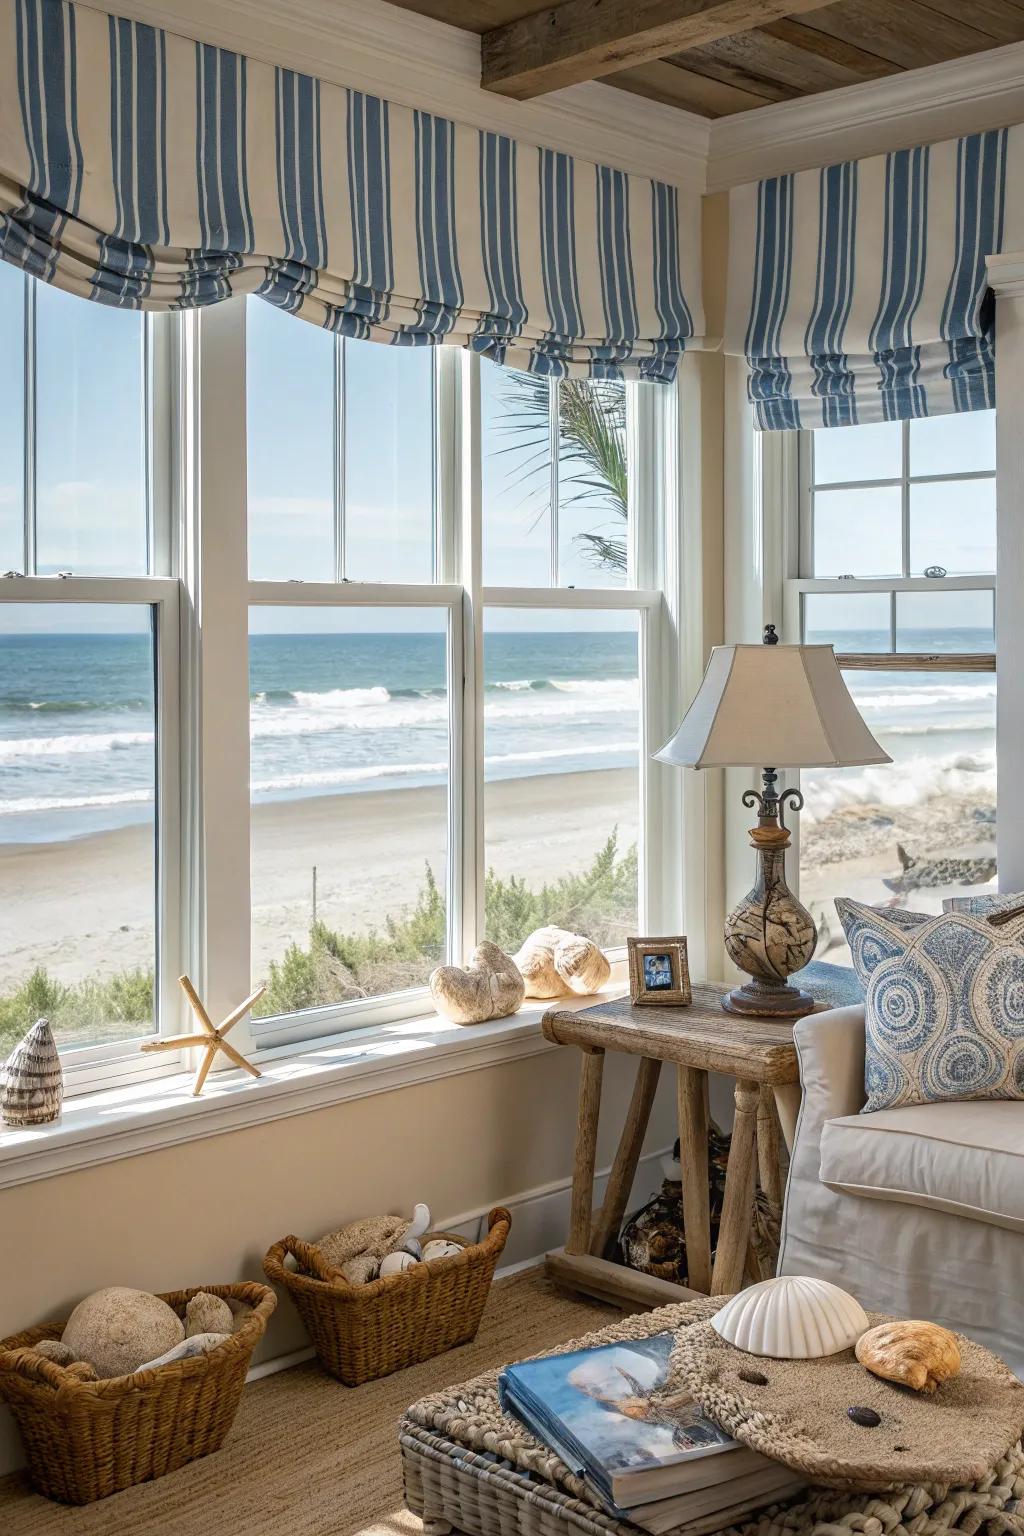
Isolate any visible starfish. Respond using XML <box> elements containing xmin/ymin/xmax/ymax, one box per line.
<box><xmin>140</xmin><ymin>975</ymin><xmax>265</xmax><ymax>1096</ymax></box>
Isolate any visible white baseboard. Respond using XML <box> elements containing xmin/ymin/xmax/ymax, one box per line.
<box><xmin>0</xmin><ymin>1145</ymin><xmax>672</xmax><ymax>1479</ymax></box>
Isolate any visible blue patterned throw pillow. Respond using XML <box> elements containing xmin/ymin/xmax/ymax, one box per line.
<box><xmin>835</xmin><ymin>898</ymin><xmax>1024</xmax><ymax>1112</ymax></box>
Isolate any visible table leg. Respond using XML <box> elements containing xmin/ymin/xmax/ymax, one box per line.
<box><xmin>590</xmin><ymin>1056</ymin><xmax>662</xmax><ymax>1259</ymax></box>
<box><xmin>711</xmin><ymin>1080</ymin><xmax>759</xmax><ymax>1295</ymax></box>
<box><xmin>677</xmin><ymin>1065</ymin><xmax>712</xmax><ymax>1294</ymax></box>
<box><xmin>772</xmin><ymin>1083</ymin><xmax>801</xmax><ymax>1153</ymax></box>
<box><xmin>757</xmin><ymin>1085</ymin><xmax>784</xmax><ymax>1218</ymax></box>
<box><xmin>567</xmin><ymin>1047</ymin><xmax>605</xmax><ymax>1255</ymax></box>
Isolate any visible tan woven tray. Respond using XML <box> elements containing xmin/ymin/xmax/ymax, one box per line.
<box><xmin>0</xmin><ymin>1280</ymin><xmax>276</xmax><ymax>1504</ymax></box>
<box><xmin>264</xmin><ymin>1206</ymin><xmax>511</xmax><ymax>1386</ymax></box>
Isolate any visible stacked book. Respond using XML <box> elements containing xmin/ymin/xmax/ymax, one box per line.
<box><xmin>498</xmin><ymin>1334</ymin><xmax>804</xmax><ymax>1535</ymax></box>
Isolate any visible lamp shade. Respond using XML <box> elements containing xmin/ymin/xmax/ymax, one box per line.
<box><xmin>655</xmin><ymin>644</ymin><xmax>892</xmax><ymax>770</ymax></box>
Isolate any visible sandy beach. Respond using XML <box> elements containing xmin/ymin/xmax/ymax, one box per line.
<box><xmin>0</xmin><ymin>767</ymin><xmax>640</xmax><ymax>989</ymax></box>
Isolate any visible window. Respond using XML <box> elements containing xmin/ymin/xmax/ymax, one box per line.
<box><xmin>0</xmin><ymin>270</ymin><xmax>178</xmax><ymax>1070</ymax></box>
<box><xmin>1</xmin><ymin>277</ymin><xmax>683</xmax><ymax>1082</ymax></box>
<box><xmin>786</xmin><ymin>413</ymin><xmax>996</xmax><ymax>959</ymax></box>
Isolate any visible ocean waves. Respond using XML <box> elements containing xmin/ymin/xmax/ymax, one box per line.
<box><xmin>802</xmin><ymin>749</ymin><xmax>995</xmax><ymax>822</ymax></box>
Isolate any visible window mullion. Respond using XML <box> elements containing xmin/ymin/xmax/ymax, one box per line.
<box><xmin>457</xmin><ymin>349</ymin><xmax>484</xmax><ymax>962</ymax></box>
<box><xmin>901</xmin><ymin>418</ymin><xmax>911</xmax><ymax>577</ymax></box>
<box><xmin>333</xmin><ymin>336</ymin><xmax>345</xmax><ymax>583</ymax></box>
<box><xmin>549</xmin><ymin>378</ymin><xmax>559</xmax><ymax>587</ymax></box>
<box><xmin>23</xmin><ymin>273</ymin><xmax>36</xmax><ymax>576</ymax></box>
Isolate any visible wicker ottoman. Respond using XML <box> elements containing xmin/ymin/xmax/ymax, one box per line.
<box><xmin>400</xmin><ymin>1298</ymin><xmax>1024</xmax><ymax>1536</ymax></box>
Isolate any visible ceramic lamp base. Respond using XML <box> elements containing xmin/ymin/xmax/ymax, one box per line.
<box><xmin>721</xmin><ymin>978</ymin><xmax>815</xmax><ymax>1019</ymax></box>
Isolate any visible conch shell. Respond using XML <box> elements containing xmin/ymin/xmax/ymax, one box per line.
<box><xmin>511</xmin><ymin>926</ymin><xmax>611</xmax><ymax>1000</ymax></box>
<box><xmin>429</xmin><ymin>942</ymin><xmax>525</xmax><ymax>1024</ymax></box>
<box><xmin>855</xmin><ymin>1319</ymin><xmax>961</xmax><ymax>1393</ymax></box>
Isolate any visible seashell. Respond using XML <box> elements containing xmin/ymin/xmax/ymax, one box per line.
<box><xmin>379</xmin><ymin>1250</ymin><xmax>418</xmax><ymax>1277</ymax></box>
<box><xmin>34</xmin><ymin>1339</ymin><xmax>79</xmax><ymax>1367</ymax></box>
<box><xmin>855</xmin><ymin>1320</ymin><xmax>961</xmax><ymax>1394</ymax></box>
<box><xmin>136</xmin><ymin>1332</ymin><xmax>229</xmax><ymax>1373</ymax></box>
<box><xmin>1</xmin><ymin>1018</ymin><xmax>63</xmax><ymax>1127</ymax></box>
<box><xmin>848</xmin><ymin>1406</ymin><xmax>881</xmax><ymax>1427</ymax></box>
<box><xmin>422</xmin><ymin>1238</ymin><xmax>463</xmax><ymax>1262</ymax></box>
<box><xmin>62</xmin><ymin>1287</ymin><xmax>185</xmax><ymax>1379</ymax></box>
<box><xmin>738</xmin><ymin>1367</ymin><xmax>768</xmax><ymax>1386</ymax></box>
<box><xmin>340</xmin><ymin>1254</ymin><xmax>380</xmax><ymax>1285</ymax></box>
<box><xmin>511</xmin><ymin>927</ymin><xmax>611</xmax><ymax>1000</ymax></box>
<box><xmin>429</xmin><ymin>942</ymin><xmax>525</xmax><ymax>1024</ymax></box>
<box><xmin>405</xmin><ymin>1203</ymin><xmax>432</xmax><ymax>1241</ymax></box>
<box><xmin>712</xmin><ymin>1275</ymin><xmax>870</xmax><ymax>1359</ymax></box>
<box><xmin>185</xmin><ymin>1291</ymin><xmax>234</xmax><ymax>1338</ymax></box>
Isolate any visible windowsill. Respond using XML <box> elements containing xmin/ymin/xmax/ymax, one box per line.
<box><xmin>0</xmin><ymin>987</ymin><xmax>626</xmax><ymax>1191</ymax></box>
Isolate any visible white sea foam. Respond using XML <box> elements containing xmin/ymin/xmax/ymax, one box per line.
<box><xmin>802</xmin><ymin>749</ymin><xmax>995</xmax><ymax>823</ymax></box>
<box><xmin>0</xmin><ymin>787</ymin><xmax>154</xmax><ymax>816</ymax></box>
<box><xmin>0</xmin><ymin>730</ymin><xmax>154</xmax><ymax>761</ymax></box>
<box><xmin>850</xmin><ymin>682</ymin><xmax>997</xmax><ymax>711</ymax></box>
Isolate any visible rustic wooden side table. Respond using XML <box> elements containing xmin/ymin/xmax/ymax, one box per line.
<box><xmin>542</xmin><ymin>983</ymin><xmax>801</xmax><ymax>1310</ymax></box>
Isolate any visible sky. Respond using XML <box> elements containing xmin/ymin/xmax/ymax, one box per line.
<box><xmin>0</xmin><ymin>270</ymin><xmax>998</xmax><ymax>640</ymax></box>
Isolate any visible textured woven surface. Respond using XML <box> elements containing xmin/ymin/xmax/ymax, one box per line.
<box><xmin>0</xmin><ymin>1266</ymin><xmax>619</xmax><ymax>1536</ymax></box>
<box><xmin>264</xmin><ymin>1207</ymin><xmax>510</xmax><ymax>1386</ymax></box>
<box><xmin>673</xmin><ymin>1317</ymin><xmax>1024</xmax><ymax>1490</ymax></box>
<box><xmin>0</xmin><ymin>1281</ymin><xmax>276</xmax><ymax>1505</ymax></box>
<box><xmin>401</xmin><ymin>1421</ymin><xmax>1024</xmax><ymax>1536</ymax></box>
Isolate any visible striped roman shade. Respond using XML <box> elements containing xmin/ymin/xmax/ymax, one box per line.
<box><xmin>725</xmin><ymin>127</ymin><xmax>1024</xmax><ymax>429</ymax></box>
<box><xmin>0</xmin><ymin>0</ymin><xmax>704</xmax><ymax>380</ymax></box>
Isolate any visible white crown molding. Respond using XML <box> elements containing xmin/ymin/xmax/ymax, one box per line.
<box><xmin>706</xmin><ymin>40</ymin><xmax>1024</xmax><ymax>191</ymax></box>
<box><xmin>76</xmin><ymin>0</ymin><xmax>710</xmax><ymax>191</ymax></box>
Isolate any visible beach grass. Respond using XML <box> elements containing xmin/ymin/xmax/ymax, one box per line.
<box><xmin>0</xmin><ymin>833</ymin><xmax>638</xmax><ymax>1055</ymax></box>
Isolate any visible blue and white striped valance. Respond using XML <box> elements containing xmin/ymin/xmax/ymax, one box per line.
<box><xmin>0</xmin><ymin>0</ymin><xmax>704</xmax><ymax>380</ymax></box>
<box><xmin>725</xmin><ymin>127</ymin><xmax>1024</xmax><ymax>429</ymax></box>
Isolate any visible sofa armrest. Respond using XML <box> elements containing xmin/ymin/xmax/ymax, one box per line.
<box><xmin>777</xmin><ymin>1006</ymin><xmax>866</xmax><ymax>1276</ymax></box>
<box><xmin>794</xmin><ymin>1005</ymin><xmax>867</xmax><ymax>1133</ymax></box>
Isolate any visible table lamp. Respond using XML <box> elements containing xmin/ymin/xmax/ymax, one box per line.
<box><xmin>655</xmin><ymin>626</ymin><xmax>891</xmax><ymax>1019</ymax></box>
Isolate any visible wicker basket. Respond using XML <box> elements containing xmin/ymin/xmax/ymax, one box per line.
<box><xmin>0</xmin><ymin>1280</ymin><xmax>276</xmax><ymax>1504</ymax></box>
<box><xmin>263</xmin><ymin>1206</ymin><xmax>511</xmax><ymax>1386</ymax></box>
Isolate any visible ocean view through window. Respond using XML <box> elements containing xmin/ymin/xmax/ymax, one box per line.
<box><xmin>792</xmin><ymin>413</ymin><xmax>997</xmax><ymax>961</ymax></box>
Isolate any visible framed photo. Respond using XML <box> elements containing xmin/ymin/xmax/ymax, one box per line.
<box><xmin>627</xmin><ymin>937</ymin><xmax>691</xmax><ymax>1007</ymax></box>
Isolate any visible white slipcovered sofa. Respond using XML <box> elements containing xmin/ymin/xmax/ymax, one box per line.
<box><xmin>779</xmin><ymin>1004</ymin><xmax>1024</xmax><ymax>1378</ymax></box>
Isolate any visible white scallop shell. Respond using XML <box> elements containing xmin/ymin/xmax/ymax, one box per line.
<box><xmin>711</xmin><ymin>1275</ymin><xmax>869</xmax><ymax>1358</ymax></box>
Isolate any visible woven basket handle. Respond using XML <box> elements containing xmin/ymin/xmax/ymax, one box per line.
<box><xmin>0</xmin><ymin>1345</ymin><xmax>76</xmax><ymax>1393</ymax></box>
<box><xmin>264</xmin><ymin>1234</ymin><xmax>341</xmax><ymax>1285</ymax></box>
<box><xmin>485</xmin><ymin>1207</ymin><xmax>512</xmax><ymax>1247</ymax></box>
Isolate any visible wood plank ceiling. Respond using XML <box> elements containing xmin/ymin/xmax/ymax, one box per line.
<box><xmin>386</xmin><ymin>0</ymin><xmax>1024</xmax><ymax>116</ymax></box>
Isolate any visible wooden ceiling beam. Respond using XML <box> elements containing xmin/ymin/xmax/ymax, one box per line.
<box><xmin>481</xmin><ymin>0</ymin><xmax>846</xmax><ymax>99</ymax></box>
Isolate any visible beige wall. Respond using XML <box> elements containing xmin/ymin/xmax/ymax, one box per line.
<box><xmin>0</xmin><ymin>1044</ymin><xmax>679</xmax><ymax>1466</ymax></box>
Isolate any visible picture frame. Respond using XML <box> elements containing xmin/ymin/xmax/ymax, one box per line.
<box><xmin>627</xmin><ymin>937</ymin><xmax>691</xmax><ymax>1007</ymax></box>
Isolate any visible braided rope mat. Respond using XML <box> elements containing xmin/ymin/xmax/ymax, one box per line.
<box><xmin>671</xmin><ymin>1318</ymin><xmax>1024</xmax><ymax>1493</ymax></box>
<box><xmin>402</xmin><ymin>1297</ymin><xmax>1024</xmax><ymax>1536</ymax></box>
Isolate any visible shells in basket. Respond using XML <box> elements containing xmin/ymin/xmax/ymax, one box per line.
<box><xmin>1</xmin><ymin>1017</ymin><xmax>63</xmax><ymax>1127</ymax></box>
<box><xmin>712</xmin><ymin>1275</ymin><xmax>870</xmax><ymax>1358</ymax></box>
<box><xmin>61</xmin><ymin>1287</ymin><xmax>185</xmax><ymax>1379</ymax></box>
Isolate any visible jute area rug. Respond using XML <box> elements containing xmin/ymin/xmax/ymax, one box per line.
<box><xmin>0</xmin><ymin>1267</ymin><xmax>619</xmax><ymax>1536</ymax></box>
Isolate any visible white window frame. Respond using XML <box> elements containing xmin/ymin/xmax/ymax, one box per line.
<box><xmin>1</xmin><ymin>288</ymin><xmax>687</xmax><ymax>1086</ymax></box>
<box><xmin>772</xmin><ymin>419</ymin><xmax>997</xmax><ymax>899</ymax></box>
<box><xmin>0</xmin><ymin>288</ymin><xmax>183</xmax><ymax>1088</ymax></box>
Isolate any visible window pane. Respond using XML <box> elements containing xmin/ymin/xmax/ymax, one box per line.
<box><xmin>250</xmin><ymin>608</ymin><xmax>449</xmax><ymax>1015</ymax></box>
<box><xmin>896</xmin><ymin>590</ymin><xmax>994</xmax><ymax>653</ymax></box>
<box><xmin>803</xmin><ymin>592</ymin><xmax>891</xmax><ymax>651</ymax></box>
<box><xmin>557</xmin><ymin>379</ymin><xmax>629</xmax><ymax>588</ymax></box>
<box><xmin>811</xmin><ymin>487</ymin><xmax>902</xmax><ymax>577</ymax></box>
<box><xmin>909</xmin><ymin>409</ymin><xmax>995</xmax><ymax>477</ymax></box>
<box><xmin>909</xmin><ymin>478</ymin><xmax>995</xmax><ymax>575</ymax></box>
<box><xmin>801</xmin><ymin>669</ymin><xmax>996</xmax><ymax>961</ymax></box>
<box><xmin>35</xmin><ymin>284</ymin><xmax>147</xmax><ymax>575</ymax></box>
<box><xmin>482</xmin><ymin>359</ymin><xmax>552</xmax><ymax>587</ymax></box>
<box><xmin>483</xmin><ymin>610</ymin><xmax>640</xmax><ymax>954</ymax></box>
<box><xmin>812</xmin><ymin>422</ymin><xmax>901</xmax><ymax>485</ymax></box>
<box><xmin>344</xmin><ymin>340</ymin><xmax>435</xmax><ymax>583</ymax></box>
<box><xmin>247</xmin><ymin>297</ymin><xmax>335</xmax><ymax>581</ymax></box>
<box><xmin>0</xmin><ymin>605</ymin><xmax>157</xmax><ymax>1053</ymax></box>
<box><xmin>0</xmin><ymin>263</ymin><xmax>24</xmax><ymax>571</ymax></box>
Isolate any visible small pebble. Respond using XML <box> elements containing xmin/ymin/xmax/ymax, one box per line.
<box><xmin>848</xmin><ymin>1406</ymin><xmax>881</xmax><ymax>1428</ymax></box>
<box><xmin>739</xmin><ymin>1368</ymin><xmax>769</xmax><ymax>1386</ymax></box>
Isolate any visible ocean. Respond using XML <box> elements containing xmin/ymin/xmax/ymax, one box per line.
<box><xmin>0</xmin><ymin>627</ymin><xmax>994</xmax><ymax>847</ymax></box>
